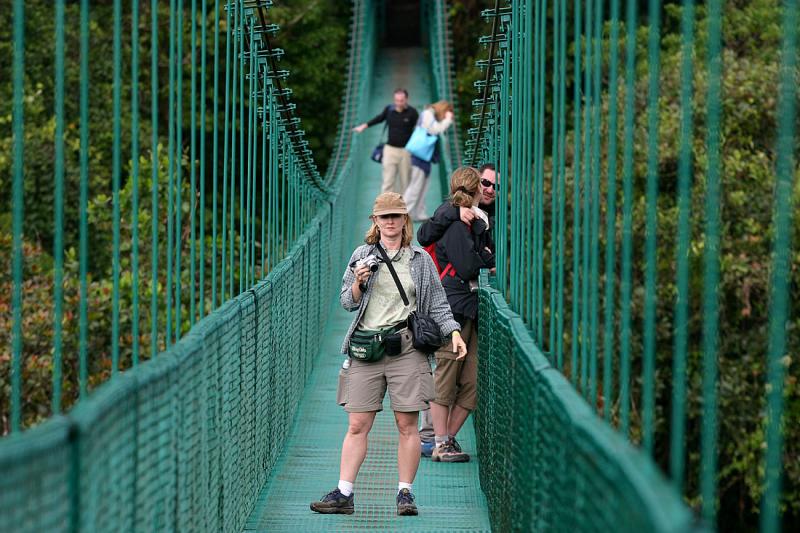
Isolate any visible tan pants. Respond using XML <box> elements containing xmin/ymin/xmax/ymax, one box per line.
<box><xmin>381</xmin><ymin>145</ymin><xmax>412</xmax><ymax>194</ymax></box>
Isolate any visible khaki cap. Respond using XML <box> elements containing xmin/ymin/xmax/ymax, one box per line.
<box><xmin>371</xmin><ymin>192</ymin><xmax>408</xmax><ymax>217</ymax></box>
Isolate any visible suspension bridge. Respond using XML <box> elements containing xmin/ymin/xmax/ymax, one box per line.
<box><xmin>1</xmin><ymin>1</ymin><xmax>797</xmax><ymax>532</ymax></box>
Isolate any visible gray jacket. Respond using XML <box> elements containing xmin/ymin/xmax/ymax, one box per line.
<box><xmin>339</xmin><ymin>243</ymin><xmax>461</xmax><ymax>354</ymax></box>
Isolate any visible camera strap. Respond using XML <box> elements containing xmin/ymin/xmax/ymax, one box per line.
<box><xmin>375</xmin><ymin>243</ymin><xmax>410</xmax><ymax>307</ymax></box>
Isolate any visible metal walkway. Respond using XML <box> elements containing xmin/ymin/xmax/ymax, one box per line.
<box><xmin>243</xmin><ymin>47</ymin><xmax>492</xmax><ymax>533</ymax></box>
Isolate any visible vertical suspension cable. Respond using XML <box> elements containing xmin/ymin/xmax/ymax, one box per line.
<box><xmin>111</xmin><ymin>0</ymin><xmax>122</xmax><ymax>374</ymax></box>
<box><xmin>619</xmin><ymin>0</ymin><xmax>637</xmax><ymax>435</ymax></box>
<box><xmin>580</xmin><ymin>0</ymin><xmax>592</xmax><ymax>396</ymax></box>
<box><xmin>556</xmin><ymin>0</ymin><xmax>567</xmax><ymax>371</ymax></box>
<box><xmin>588</xmin><ymin>0</ymin><xmax>603</xmax><ymax>406</ymax></box>
<box><xmin>52</xmin><ymin>0</ymin><xmax>66</xmax><ymax>411</ymax></box>
<box><xmin>549</xmin><ymin>0</ymin><xmax>560</xmax><ymax>359</ymax></box>
<box><xmin>603</xmin><ymin>0</ymin><xmax>622</xmax><ymax>422</ymax></box>
<box><xmin>167</xmin><ymin>0</ymin><xmax>176</xmax><ymax>346</ymax></box>
<box><xmin>570</xmin><ymin>0</ymin><xmax>582</xmax><ymax>386</ymax></box>
<box><xmin>670</xmin><ymin>0</ymin><xmax>696</xmax><ymax>489</ymax></box>
<box><xmin>222</xmin><ymin>1</ymin><xmax>232</xmax><ymax>303</ymax></box>
<box><xmin>199</xmin><ymin>0</ymin><xmax>207</xmax><ymax>318</ymax></box>
<box><xmin>190</xmin><ymin>0</ymin><xmax>198</xmax><ymax>326</ymax></box>
<box><xmin>238</xmin><ymin>0</ymin><xmax>245</xmax><ymax>295</ymax></box>
<box><xmin>642</xmin><ymin>0</ymin><xmax>663</xmax><ymax>456</ymax></box>
<box><xmin>175</xmin><ymin>0</ymin><xmax>184</xmax><ymax>342</ymax></box>
<box><xmin>212</xmin><ymin>0</ymin><xmax>220</xmax><ymax>310</ymax></box>
<box><xmin>150</xmin><ymin>0</ymin><xmax>160</xmax><ymax>357</ymax></box>
<box><xmin>700</xmin><ymin>0</ymin><xmax>722</xmax><ymax>522</ymax></box>
<box><xmin>761</xmin><ymin>1</ymin><xmax>798</xmax><ymax>530</ymax></box>
<box><xmin>131</xmin><ymin>0</ymin><xmax>141</xmax><ymax>366</ymax></box>
<box><xmin>261</xmin><ymin>75</ymin><xmax>267</xmax><ymax>278</ymax></box>
<box><xmin>10</xmin><ymin>0</ymin><xmax>25</xmax><ymax>434</ymax></box>
<box><xmin>536</xmin><ymin>0</ymin><xmax>546</xmax><ymax>343</ymax></box>
<box><xmin>229</xmin><ymin>1</ymin><xmax>238</xmax><ymax>298</ymax></box>
<box><xmin>79</xmin><ymin>0</ymin><xmax>91</xmax><ymax>393</ymax></box>
<box><xmin>245</xmin><ymin>22</ymin><xmax>254</xmax><ymax>288</ymax></box>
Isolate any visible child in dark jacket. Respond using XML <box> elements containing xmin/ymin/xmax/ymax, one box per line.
<box><xmin>417</xmin><ymin>166</ymin><xmax>494</xmax><ymax>463</ymax></box>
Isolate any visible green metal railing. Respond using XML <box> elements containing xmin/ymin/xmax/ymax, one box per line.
<box><xmin>0</xmin><ymin>1</ymin><xmax>377</xmax><ymax>530</ymax></box>
<box><xmin>467</xmin><ymin>1</ymin><xmax>797</xmax><ymax>531</ymax></box>
<box><xmin>423</xmin><ymin>0</ymin><xmax>461</xmax><ymax>194</ymax></box>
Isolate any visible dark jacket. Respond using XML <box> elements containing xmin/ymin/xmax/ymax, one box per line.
<box><xmin>418</xmin><ymin>202</ymin><xmax>495</xmax><ymax>321</ymax></box>
<box><xmin>366</xmin><ymin>105</ymin><xmax>419</xmax><ymax>148</ymax></box>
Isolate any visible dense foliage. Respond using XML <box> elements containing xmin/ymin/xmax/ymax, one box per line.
<box><xmin>0</xmin><ymin>1</ymin><xmax>349</xmax><ymax>433</ymax></box>
<box><xmin>449</xmin><ymin>0</ymin><xmax>798</xmax><ymax>528</ymax></box>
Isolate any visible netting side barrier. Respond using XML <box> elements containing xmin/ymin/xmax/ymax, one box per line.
<box><xmin>476</xmin><ymin>272</ymin><xmax>697</xmax><ymax>532</ymax></box>
<box><xmin>0</xmin><ymin>1</ymin><xmax>377</xmax><ymax>531</ymax></box>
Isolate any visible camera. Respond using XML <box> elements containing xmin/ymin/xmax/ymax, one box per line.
<box><xmin>355</xmin><ymin>255</ymin><xmax>381</xmax><ymax>272</ymax></box>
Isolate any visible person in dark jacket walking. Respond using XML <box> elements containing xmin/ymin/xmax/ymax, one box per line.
<box><xmin>353</xmin><ymin>89</ymin><xmax>419</xmax><ymax>194</ymax></box>
<box><xmin>417</xmin><ymin>167</ymin><xmax>494</xmax><ymax>462</ymax></box>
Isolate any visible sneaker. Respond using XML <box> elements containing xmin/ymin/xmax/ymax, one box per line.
<box><xmin>420</xmin><ymin>441</ymin><xmax>435</xmax><ymax>457</ymax></box>
<box><xmin>310</xmin><ymin>488</ymin><xmax>354</xmax><ymax>514</ymax></box>
<box><xmin>432</xmin><ymin>440</ymin><xmax>470</xmax><ymax>463</ymax></box>
<box><xmin>451</xmin><ymin>437</ymin><xmax>463</xmax><ymax>453</ymax></box>
<box><xmin>396</xmin><ymin>488</ymin><xmax>418</xmax><ymax>516</ymax></box>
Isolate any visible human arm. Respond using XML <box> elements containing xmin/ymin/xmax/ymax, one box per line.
<box><xmin>340</xmin><ymin>248</ymin><xmax>373</xmax><ymax>310</ymax></box>
<box><xmin>416</xmin><ymin>203</ymin><xmax>461</xmax><ymax>245</ymax></box>
<box><xmin>421</xmin><ymin>109</ymin><xmax>454</xmax><ymax>135</ymax></box>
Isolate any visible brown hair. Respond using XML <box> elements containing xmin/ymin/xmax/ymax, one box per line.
<box><xmin>449</xmin><ymin>166</ymin><xmax>481</xmax><ymax>208</ymax></box>
<box><xmin>430</xmin><ymin>100</ymin><xmax>454</xmax><ymax>121</ymax></box>
<box><xmin>364</xmin><ymin>215</ymin><xmax>414</xmax><ymax>247</ymax></box>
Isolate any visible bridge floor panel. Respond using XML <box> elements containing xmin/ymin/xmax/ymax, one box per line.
<box><xmin>243</xmin><ymin>48</ymin><xmax>490</xmax><ymax>533</ymax></box>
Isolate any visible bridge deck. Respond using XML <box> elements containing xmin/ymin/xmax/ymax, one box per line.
<box><xmin>243</xmin><ymin>48</ymin><xmax>491</xmax><ymax>532</ymax></box>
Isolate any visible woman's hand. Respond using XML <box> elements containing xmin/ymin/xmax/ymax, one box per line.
<box><xmin>353</xmin><ymin>264</ymin><xmax>372</xmax><ymax>286</ymax></box>
<box><xmin>459</xmin><ymin>207</ymin><xmax>477</xmax><ymax>225</ymax></box>
<box><xmin>452</xmin><ymin>331</ymin><xmax>467</xmax><ymax>360</ymax></box>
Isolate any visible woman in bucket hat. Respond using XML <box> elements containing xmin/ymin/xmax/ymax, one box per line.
<box><xmin>310</xmin><ymin>192</ymin><xmax>466</xmax><ymax>517</ymax></box>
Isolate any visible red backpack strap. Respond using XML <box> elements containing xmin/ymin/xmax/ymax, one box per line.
<box><xmin>440</xmin><ymin>263</ymin><xmax>455</xmax><ymax>280</ymax></box>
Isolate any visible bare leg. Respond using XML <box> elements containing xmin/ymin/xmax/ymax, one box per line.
<box><xmin>339</xmin><ymin>411</ymin><xmax>377</xmax><ymax>482</ymax></box>
<box><xmin>394</xmin><ymin>411</ymin><xmax>421</xmax><ymax>483</ymax></box>
<box><xmin>446</xmin><ymin>405</ymin><xmax>472</xmax><ymax>438</ymax></box>
<box><xmin>430</xmin><ymin>401</ymin><xmax>450</xmax><ymax>438</ymax></box>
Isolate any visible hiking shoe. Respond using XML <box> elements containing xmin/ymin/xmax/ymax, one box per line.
<box><xmin>310</xmin><ymin>488</ymin><xmax>354</xmax><ymax>514</ymax></box>
<box><xmin>420</xmin><ymin>440</ymin><xmax>435</xmax><ymax>457</ymax></box>
<box><xmin>432</xmin><ymin>440</ymin><xmax>470</xmax><ymax>463</ymax></box>
<box><xmin>396</xmin><ymin>488</ymin><xmax>418</xmax><ymax>516</ymax></box>
<box><xmin>451</xmin><ymin>437</ymin><xmax>463</xmax><ymax>453</ymax></box>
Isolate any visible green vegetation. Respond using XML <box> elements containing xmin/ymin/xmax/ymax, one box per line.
<box><xmin>0</xmin><ymin>1</ymin><xmax>349</xmax><ymax>433</ymax></box>
<box><xmin>451</xmin><ymin>0</ymin><xmax>798</xmax><ymax>528</ymax></box>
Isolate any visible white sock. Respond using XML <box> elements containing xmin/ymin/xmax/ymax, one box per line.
<box><xmin>398</xmin><ymin>482</ymin><xmax>413</xmax><ymax>493</ymax></box>
<box><xmin>338</xmin><ymin>480</ymin><xmax>354</xmax><ymax>497</ymax></box>
<box><xmin>435</xmin><ymin>435</ymin><xmax>448</xmax><ymax>447</ymax></box>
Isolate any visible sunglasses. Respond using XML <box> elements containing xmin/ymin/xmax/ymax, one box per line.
<box><xmin>376</xmin><ymin>213</ymin><xmax>405</xmax><ymax>220</ymax></box>
<box><xmin>480</xmin><ymin>179</ymin><xmax>497</xmax><ymax>190</ymax></box>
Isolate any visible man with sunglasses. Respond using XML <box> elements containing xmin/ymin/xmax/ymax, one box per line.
<box><xmin>415</xmin><ymin>163</ymin><xmax>497</xmax><ymax>457</ymax></box>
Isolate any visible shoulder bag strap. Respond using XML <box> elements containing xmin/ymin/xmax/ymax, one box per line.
<box><xmin>375</xmin><ymin>243</ymin><xmax>410</xmax><ymax>307</ymax></box>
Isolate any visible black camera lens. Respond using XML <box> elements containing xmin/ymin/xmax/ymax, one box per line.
<box><xmin>369</xmin><ymin>263</ymin><xmax>379</xmax><ymax>272</ymax></box>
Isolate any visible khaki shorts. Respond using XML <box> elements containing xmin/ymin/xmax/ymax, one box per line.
<box><xmin>433</xmin><ymin>319</ymin><xmax>479</xmax><ymax>410</ymax></box>
<box><xmin>337</xmin><ymin>329</ymin><xmax>435</xmax><ymax>413</ymax></box>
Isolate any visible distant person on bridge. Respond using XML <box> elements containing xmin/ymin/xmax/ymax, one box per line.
<box><xmin>310</xmin><ymin>192</ymin><xmax>466</xmax><ymax>517</ymax></box>
<box><xmin>417</xmin><ymin>167</ymin><xmax>495</xmax><ymax>463</ymax></box>
<box><xmin>353</xmin><ymin>88</ymin><xmax>418</xmax><ymax>194</ymax></box>
<box><xmin>402</xmin><ymin>100</ymin><xmax>455</xmax><ymax>222</ymax></box>
<box><xmin>416</xmin><ymin>163</ymin><xmax>497</xmax><ymax>457</ymax></box>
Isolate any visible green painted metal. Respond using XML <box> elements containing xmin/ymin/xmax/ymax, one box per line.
<box><xmin>52</xmin><ymin>0</ymin><xmax>66</xmax><ymax>412</ymax></box>
<box><xmin>464</xmin><ymin>0</ymin><xmax>797</xmax><ymax>531</ymax></box>
<box><xmin>3</xmin><ymin>1</ymin><xmax>798</xmax><ymax>532</ymax></box>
